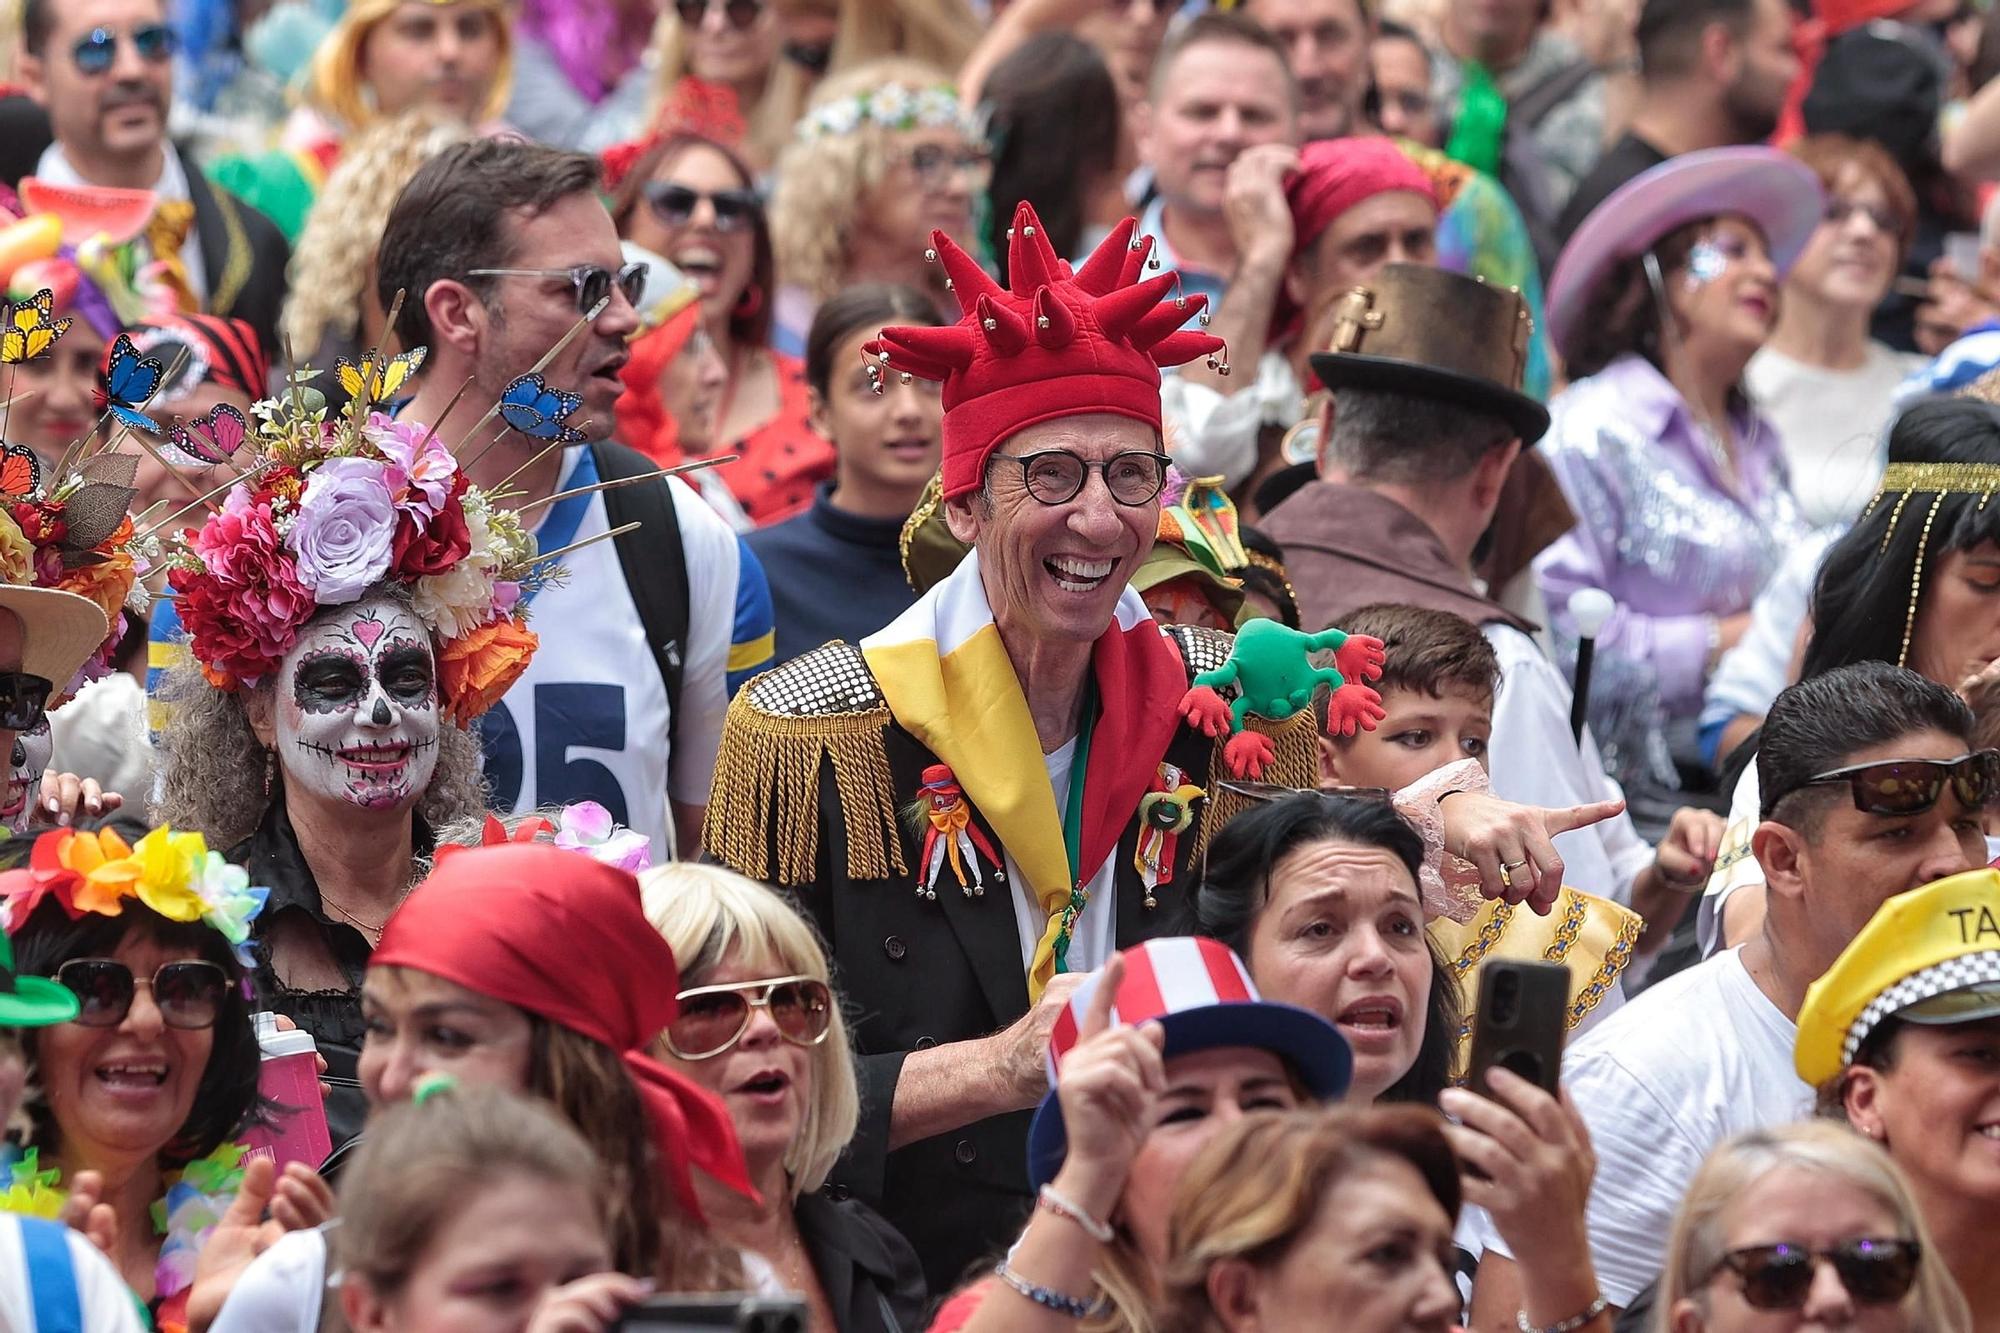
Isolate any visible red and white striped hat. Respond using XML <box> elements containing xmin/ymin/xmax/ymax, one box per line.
<box><xmin>1028</xmin><ymin>937</ymin><xmax>1351</xmax><ymax>1187</ymax></box>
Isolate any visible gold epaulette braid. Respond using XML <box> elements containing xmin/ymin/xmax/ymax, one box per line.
<box><xmin>703</xmin><ymin>642</ymin><xmax>907</xmax><ymax>886</ymax></box>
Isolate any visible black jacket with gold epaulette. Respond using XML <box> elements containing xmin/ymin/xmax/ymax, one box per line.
<box><xmin>701</xmin><ymin>625</ymin><xmax>1316</xmax><ymax>1294</ymax></box>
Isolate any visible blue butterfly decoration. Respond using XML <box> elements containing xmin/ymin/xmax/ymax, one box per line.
<box><xmin>93</xmin><ymin>334</ymin><xmax>164</xmax><ymax>434</ymax></box>
<box><xmin>497</xmin><ymin>372</ymin><xmax>585</xmax><ymax>443</ymax></box>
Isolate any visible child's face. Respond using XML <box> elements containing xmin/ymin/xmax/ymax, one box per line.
<box><xmin>1320</xmin><ymin>683</ymin><xmax>1493</xmax><ymax>791</ymax></box>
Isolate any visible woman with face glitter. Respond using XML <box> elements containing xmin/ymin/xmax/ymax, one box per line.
<box><xmin>1533</xmin><ymin>148</ymin><xmax>1824</xmax><ymax>803</ymax></box>
<box><xmin>150</xmin><ymin>363</ymin><xmax>557</xmax><ymax>1151</ymax></box>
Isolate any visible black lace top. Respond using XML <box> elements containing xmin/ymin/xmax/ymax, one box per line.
<box><xmin>228</xmin><ymin>793</ymin><xmax>433</xmax><ymax>1151</ymax></box>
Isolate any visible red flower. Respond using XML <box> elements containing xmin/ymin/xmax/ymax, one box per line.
<box><xmin>174</xmin><ymin>493</ymin><xmax>315</xmax><ymax>687</ymax></box>
<box><xmin>12</xmin><ymin>501</ymin><xmax>64</xmax><ymax>546</ymax></box>
<box><xmin>391</xmin><ymin>478</ymin><xmax>471</xmax><ymax>578</ymax></box>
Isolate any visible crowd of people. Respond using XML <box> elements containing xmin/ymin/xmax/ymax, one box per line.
<box><xmin>0</xmin><ymin>0</ymin><xmax>1989</xmax><ymax>1329</ymax></box>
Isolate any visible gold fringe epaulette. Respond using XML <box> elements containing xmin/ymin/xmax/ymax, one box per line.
<box><xmin>703</xmin><ymin>641</ymin><xmax>907</xmax><ymax>886</ymax></box>
<box><xmin>1164</xmin><ymin>625</ymin><xmax>1323</xmax><ymax>857</ymax></box>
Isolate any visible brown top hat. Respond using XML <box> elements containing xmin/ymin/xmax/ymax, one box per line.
<box><xmin>1306</xmin><ymin>263</ymin><xmax>1550</xmax><ymax>445</ymax></box>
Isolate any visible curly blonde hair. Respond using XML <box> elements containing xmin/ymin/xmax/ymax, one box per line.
<box><xmin>767</xmin><ymin>57</ymin><xmax>959</xmax><ymax>303</ymax></box>
<box><xmin>282</xmin><ymin>108</ymin><xmax>477</xmax><ymax>355</ymax></box>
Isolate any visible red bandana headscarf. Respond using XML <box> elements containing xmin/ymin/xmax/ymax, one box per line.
<box><xmin>868</xmin><ymin>200</ymin><xmax>1225</xmax><ymax>500</ymax></box>
<box><xmin>1271</xmin><ymin>137</ymin><xmax>1439</xmax><ymax>345</ymax></box>
<box><xmin>371</xmin><ymin>844</ymin><xmax>755</xmax><ymax>1222</ymax></box>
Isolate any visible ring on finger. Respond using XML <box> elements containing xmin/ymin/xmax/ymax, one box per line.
<box><xmin>1502</xmin><ymin>857</ymin><xmax>1529</xmax><ymax>871</ymax></box>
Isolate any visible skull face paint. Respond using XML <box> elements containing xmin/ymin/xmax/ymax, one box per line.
<box><xmin>274</xmin><ymin>594</ymin><xmax>440</xmax><ymax>812</ymax></box>
<box><xmin>2</xmin><ymin>719</ymin><xmax>50</xmax><ymax>832</ymax></box>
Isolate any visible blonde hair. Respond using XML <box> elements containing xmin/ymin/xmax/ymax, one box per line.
<box><xmin>1158</xmin><ymin>1106</ymin><xmax>1461</xmax><ymax>1333</ymax></box>
<box><xmin>306</xmin><ymin>0</ymin><xmax>514</xmax><ymax>133</ymax></box>
<box><xmin>637</xmin><ymin>863</ymin><xmax>860</xmax><ymax>1196</ymax></box>
<box><xmin>282</xmin><ymin>107</ymin><xmax>476</xmax><ymax>355</ymax></box>
<box><xmin>645</xmin><ymin>16</ymin><xmax>813</xmax><ymax>171</ymax></box>
<box><xmin>768</xmin><ymin>57</ymin><xmax>958</xmax><ymax>303</ymax></box>
<box><xmin>1656</xmin><ymin>1122</ymin><xmax>1972</xmax><ymax>1333</ymax></box>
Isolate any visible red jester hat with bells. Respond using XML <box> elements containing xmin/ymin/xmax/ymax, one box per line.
<box><xmin>865</xmin><ymin>201</ymin><xmax>1227</xmax><ymax>499</ymax></box>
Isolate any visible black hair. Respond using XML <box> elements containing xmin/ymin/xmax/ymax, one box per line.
<box><xmin>1375</xmin><ymin>18</ymin><xmax>1430</xmax><ymax>55</ymax></box>
<box><xmin>1183</xmin><ymin>794</ymin><xmax>1461</xmax><ymax>1105</ymax></box>
<box><xmin>1758</xmin><ymin>661</ymin><xmax>1975</xmax><ymax>824</ymax></box>
<box><xmin>1802</xmin><ymin>397</ymin><xmax>2000</xmax><ymax>681</ymax></box>
<box><xmin>983</xmin><ymin>32</ymin><xmax>1123</xmax><ymax>285</ymax></box>
<box><xmin>803</xmin><ymin>282</ymin><xmax>940</xmax><ymax>399</ymax></box>
<box><xmin>1238</xmin><ymin>526</ymin><xmax>1300</xmax><ymax>629</ymax></box>
<box><xmin>13</xmin><ymin>901</ymin><xmax>262</xmax><ymax>1166</ymax></box>
<box><xmin>376</xmin><ymin>139</ymin><xmax>604</xmax><ymax>350</ymax></box>
<box><xmin>1635</xmin><ymin>0</ymin><xmax>1757</xmax><ymax>81</ymax></box>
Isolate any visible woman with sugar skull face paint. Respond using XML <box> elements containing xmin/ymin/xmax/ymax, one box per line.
<box><xmin>1534</xmin><ymin>148</ymin><xmax>1822</xmax><ymax>802</ymax></box>
<box><xmin>154</xmin><ymin>366</ymin><xmax>559</xmax><ymax>1151</ymax></box>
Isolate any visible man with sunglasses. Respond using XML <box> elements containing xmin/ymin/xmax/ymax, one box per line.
<box><xmin>1467</xmin><ymin>662</ymin><xmax>1991</xmax><ymax>1329</ymax></box>
<box><xmin>703</xmin><ymin>204</ymin><xmax>1318</xmax><ymax>1290</ymax></box>
<box><xmin>378</xmin><ymin>138</ymin><xmax>770</xmax><ymax>865</ymax></box>
<box><xmin>14</xmin><ymin>0</ymin><xmax>291</xmax><ymax>360</ymax></box>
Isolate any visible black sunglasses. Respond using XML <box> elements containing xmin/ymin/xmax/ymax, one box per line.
<box><xmin>989</xmin><ymin>449</ymin><xmax>1173</xmax><ymax>507</ymax></box>
<box><xmin>466</xmin><ymin>262</ymin><xmax>648</xmax><ymax>318</ymax></box>
<box><xmin>674</xmin><ymin>0</ymin><xmax>764</xmax><ymax>29</ymax></box>
<box><xmin>55</xmin><ymin>958</ymin><xmax>230</xmax><ymax>1030</ymax></box>
<box><xmin>71</xmin><ymin>23</ymin><xmax>177</xmax><ymax>76</ymax></box>
<box><xmin>1710</xmin><ymin>1239</ymin><xmax>1921</xmax><ymax>1311</ymax></box>
<box><xmin>1784</xmin><ymin>750</ymin><xmax>2000</xmax><ymax>817</ymax></box>
<box><xmin>644</xmin><ymin>182</ymin><xmax>760</xmax><ymax>232</ymax></box>
<box><xmin>0</xmin><ymin>672</ymin><xmax>52</xmax><ymax>733</ymax></box>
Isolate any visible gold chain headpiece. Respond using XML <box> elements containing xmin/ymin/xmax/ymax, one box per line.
<box><xmin>1860</xmin><ymin>464</ymin><xmax>2000</xmax><ymax>669</ymax></box>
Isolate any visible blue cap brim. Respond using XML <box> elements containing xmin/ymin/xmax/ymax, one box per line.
<box><xmin>1026</xmin><ymin>1000</ymin><xmax>1351</xmax><ymax>1189</ymax></box>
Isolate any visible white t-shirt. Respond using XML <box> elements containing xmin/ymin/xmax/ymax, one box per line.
<box><xmin>1483</xmin><ymin>623</ymin><xmax>1655</xmax><ymax>906</ymax></box>
<box><xmin>1005</xmin><ymin>737</ymin><xmax>1117</xmax><ymax>974</ymax></box>
<box><xmin>0</xmin><ymin>1214</ymin><xmax>147</xmax><ymax>1333</ymax></box>
<box><xmin>1746</xmin><ymin>343</ymin><xmax>1921</xmax><ymax>531</ymax></box>
<box><xmin>480</xmin><ymin>456</ymin><xmax>738</xmax><ymax>856</ymax></box>
<box><xmin>1471</xmin><ymin>947</ymin><xmax>1810</xmax><ymax>1306</ymax></box>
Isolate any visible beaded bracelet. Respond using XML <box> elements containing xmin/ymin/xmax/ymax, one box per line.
<box><xmin>993</xmin><ymin>1262</ymin><xmax>1104</xmax><ymax>1319</ymax></box>
<box><xmin>1516</xmin><ymin>1295</ymin><xmax>1609</xmax><ymax>1333</ymax></box>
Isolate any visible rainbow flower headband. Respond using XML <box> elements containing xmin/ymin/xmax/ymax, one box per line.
<box><xmin>0</xmin><ymin>826</ymin><xmax>269</xmax><ymax>967</ymax></box>
<box><xmin>796</xmin><ymin>83</ymin><xmax>977</xmax><ymax>144</ymax></box>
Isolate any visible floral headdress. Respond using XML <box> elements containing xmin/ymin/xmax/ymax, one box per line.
<box><xmin>795</xmin><ymin>82</ymin><xmax>980</xmax><ymax>145</ymax></box>
<box><xmin>161</xmin><ymin>350</ymin><xmax>581</xmax><ymax>724</ymax></box>
<box><xmin>458</xmin><ymin>800</ymin><xmax>652</xmax><ymax>872</ymax></box>
<box><xmin>0</xmin><ymin>826</ymin><xmax>269</xmax><ymax>967</ymax></box>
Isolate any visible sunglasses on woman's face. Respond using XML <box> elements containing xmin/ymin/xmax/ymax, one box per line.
<box><xmin>644</xmin><ymin>182</ymin><xmax>760</xmax><ymax>233</ymax></box>
<box><xmin>55</xmin><ymin>958</ymin><xmax>229</xmax><ymax>1030</ymax></box>
<box><xmin>0</xmin><ymin>672</ymin><xmax>52</xmax><ymax>733</ymax></box>
<box><xmin>1711</xmin><ymin>1239</ymin><xmax>1921</xmax><ymax>1311</ymax></box>
<box><xmin>674</xmin><ymin>0</ymin><xmax>765</xmax><ymax>29</ymax></box>
<box><xmin>665</xmin><ymin>975</ymin><xmax>833</xmax><ymax>1060</ymax></box>
<box><xmin>1787</xmin><ymin>750</ymin><xmax>2000</xmax><ymax>817</ymax></box>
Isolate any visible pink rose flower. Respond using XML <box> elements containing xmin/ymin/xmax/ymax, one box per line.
<box><xmin>367</xmin><ymin>412</ymin><xmax>459</xmax><ymax>521</ymax></box>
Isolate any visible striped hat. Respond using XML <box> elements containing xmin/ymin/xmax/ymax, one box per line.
<box><xmin>1028</xmin><ymin>937</ymin><xmax>1351</xmax><ymax>1188</ymax></box>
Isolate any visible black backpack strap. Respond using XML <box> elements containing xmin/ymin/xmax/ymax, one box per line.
<box><xmin>1510</xmin><ymin>56</ymin><xmax>1596</xmax><ymax>130</ymax></box>
<box><xmin>590</xmin><ymin>441</ymin><xmax>691</xmax><ymax>755</ymax></box>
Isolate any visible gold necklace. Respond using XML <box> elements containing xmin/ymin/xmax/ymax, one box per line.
<box><xmin>317</xmin><ymin>891</ymin><xmax>395</xmax><ymax>944</ymax></box>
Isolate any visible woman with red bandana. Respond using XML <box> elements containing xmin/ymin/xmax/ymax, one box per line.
<box><xmin>206</xmin><ymin>843</ymin><xmax>759</xmax><ymax>1330</ymax></box>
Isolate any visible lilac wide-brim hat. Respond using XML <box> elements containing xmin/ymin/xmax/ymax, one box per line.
<box><xmin>1546</xmin><ymin>146</ymin><xmax>1825</xmax><ymax>364</ymax></box>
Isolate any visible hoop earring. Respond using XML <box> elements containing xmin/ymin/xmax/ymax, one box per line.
<box><xmin>734</xmin><ymin>282</ymin><xmax>764</xmax><ymax>320</ymax></box>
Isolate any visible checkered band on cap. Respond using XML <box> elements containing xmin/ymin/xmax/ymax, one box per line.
<box><xmin>1843</xmin><ymin>950</ymin><xmax>2000</xmax><ymax>1066</ymax></box>
<box><xmin>1045</xmin><ymin>937</ymin><xmax>1259</xmax><ymax>1080</ymax></box>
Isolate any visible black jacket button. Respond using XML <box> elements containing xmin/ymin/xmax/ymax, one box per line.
<box><xmin>884</xmin><ymin>936</ymin><xmax>907</xmax><ymax>960</ymax></box>
<box><xmin>954</xmin><ymin>1139</ymin><xmax>977</xmax><ymax>1165</ymax></box>
<box><xmin>914</xmin><ymin>1035</ymin><xmax>937</xmax><ymax>1050</ymax></box>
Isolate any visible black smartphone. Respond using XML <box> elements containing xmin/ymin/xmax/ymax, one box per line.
<box><xmin>613</xmin><ymin>1295</ymin><xmax>809</xmax><ymax>1333</ymax></box>
<box><xmin>1465</xmin><ymin>959</ymin><xmax>1569</xmax><ymax>1100</ymax></box>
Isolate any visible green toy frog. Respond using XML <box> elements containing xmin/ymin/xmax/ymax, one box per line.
<box><xmin>1178</xmin><ymin>619</ymin><xmax>1388</xmax><ymax>778</ymax></box>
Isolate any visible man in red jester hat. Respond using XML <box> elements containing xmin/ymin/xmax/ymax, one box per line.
<box><xmin>703</xmin><ymin>202</ymin><xmax>1326</xmax><ymax>1287</ymax></box>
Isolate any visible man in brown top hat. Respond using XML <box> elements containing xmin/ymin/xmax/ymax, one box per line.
<box><xmin>1263</xmin><ymin>262</ymin><xmax>1720</xmax><ymax>941</ymax></box>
